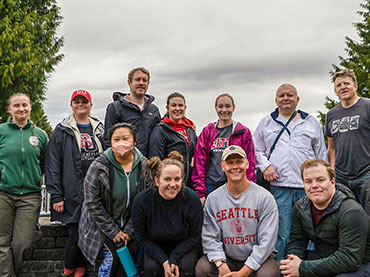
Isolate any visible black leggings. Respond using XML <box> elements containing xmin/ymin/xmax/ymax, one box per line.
<box><xmin>64</xmin><ymin>223</ymin><xmax>87</xmax><ymax>269</ymax></box>
<box><xmin>143</xmin><ymin>247</ymin><xmax>201</xmax><ymax>276</ymax></box>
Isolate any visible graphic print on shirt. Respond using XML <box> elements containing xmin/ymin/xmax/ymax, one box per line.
<box><xmin>216</xmin><ymin>207</ymin><xmax>258</xmax><ymax>245</ymax></box>
<box><xmin>80</xmin><ymin>133</ymin><xmax>98</xmax><ymax>161</ymax></box>
<box><xmin>211</xmin><ymin>138</ymin><xmax>230</xmax><ymax>153</ymax></box>
<box><xmin>230</xmin><ymin>218</ymin><xmax>246</xmax><ymax>235</ymax></box>
<box><xmin>331</xmin><ymin>115</ymin><xmax>360</xmax><ymax>134</ymax></box>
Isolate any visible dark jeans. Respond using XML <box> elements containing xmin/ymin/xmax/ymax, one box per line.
<box><xmin>336</xmin><ymin>170</ymin><xmax>370</xmax><ymax>216</ymax></box>
<box><xmin>143</xmin><ymin>247</ymin><xmax>201</xmax><ymax>276</ymax></box>
<box><xmin>64</xmin><ymin>223</ymin><xmax>87</xmax><ymax>269</ymax></box>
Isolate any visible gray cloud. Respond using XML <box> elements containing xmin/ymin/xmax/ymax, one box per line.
<box><xmin>45</xmin><ymin>0</ymin><xmax>362</xmax><ymax>133</ymax></box>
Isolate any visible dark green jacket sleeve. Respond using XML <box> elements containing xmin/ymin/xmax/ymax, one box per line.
<box><xmin>286</xmin><ymin>205</ymin><xmax>308</xmax><ymax>259</ymax></box>
<box><xmin>299</xmin><ymin>204</ymin><xmax>369</xmax><ymax>276</ymax></box>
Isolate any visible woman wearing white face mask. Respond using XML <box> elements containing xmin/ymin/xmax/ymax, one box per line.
<box><xmin>78</xmin><ymin>123</ymin><xmax>150</xmax><ymax>277</ymax></box>
<box><xmin>45</xmin><ymin>90</ymin><xmax>105</xmax><ymax>277</ymax></box>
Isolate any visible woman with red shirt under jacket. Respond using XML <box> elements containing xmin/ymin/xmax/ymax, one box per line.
<box><xmin>148</xmin><ymin>92</ymin><xmax>197</xmax><ymax>188</ymax></box>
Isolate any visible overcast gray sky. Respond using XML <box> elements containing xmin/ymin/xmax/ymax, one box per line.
<box><xmin>45</xmin><ymin>0</ymin><xmax>363</xmax><ymax>133</ymax></box>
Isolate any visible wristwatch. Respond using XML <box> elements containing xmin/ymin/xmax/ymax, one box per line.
<box><xmin>215</xmin><ymin>260</ymin><xmax>225</xmax><ymax>268</ymax></box>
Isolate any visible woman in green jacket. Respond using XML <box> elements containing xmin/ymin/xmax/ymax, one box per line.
<box><xmin>0</xmin><ymin>93</ymin><xmax>48</xmax><ymax>276</ymax></box>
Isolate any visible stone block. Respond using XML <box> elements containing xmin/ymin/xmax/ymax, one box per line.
<box><xmin>36</xmin><ymin>273</ymin><xmax>60</xmax><ymax>277</ymax></box>
<box><xmin>19</xmin><ymin>260</ymin><xmax>54</xmax><ymax>273</ymax></box>
<box><xmin>33</xmin><ymin>249</ymin><xmax>65</xmax><ymax>260</ymax></box>
<box><xmin>35</xmin><ymin>237</ymin><xmax>55</xmax><ymax>249</ymax></box>
<box><xmin>54</xmin><ymin>260</ymin><xmax>64</xmax><ymax>272</ymax></box>
<box><xmin>41</xmin><ymin>224</ymin><xmax>68</xmax><ymax>237</ymax></box>
<box><xmin>19</xmin><ymin>273</ymin><xmax>36</xmax><ymax>277</ymax></box>
<box><xmin>23</xmin><ymin>247</ymin><xmax>34</xmax><ymax>260</ymax></box>
<box><xmin>56</xmin><ymin>236</ymin><xmax>68</xmax><ymax>248</ymax></box>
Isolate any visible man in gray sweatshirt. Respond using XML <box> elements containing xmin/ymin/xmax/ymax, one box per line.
<box><xmin>195</xmin><ymin>145</ymin><xmax>280</xmax><ymax>277</ymax></box>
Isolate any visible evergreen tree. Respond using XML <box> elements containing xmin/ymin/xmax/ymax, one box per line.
<box><xmin>0</xmin><ymin>0</ymin><xmax>64</xmax><ymax>136</ymax></box>
<box><xmin>319</xmin><ymin>0</ymin><xmax>370</xmax><ymax>127</ymax></box>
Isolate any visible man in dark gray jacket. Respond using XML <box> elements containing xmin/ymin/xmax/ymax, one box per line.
<box><xmin>104</xmin><ymin>67</ymin><xmax>160</xmax><ymax>157</ymax></box>
<box><xmin>281</xmin><ymin>159</ymin><xmax>370</xmax><ymax>277</ymax></box>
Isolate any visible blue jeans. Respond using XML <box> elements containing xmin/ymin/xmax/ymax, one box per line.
<box><xmin>336</xmin><ymin>170</ymin><xmax>370</xmax><ymax>216</ymax></box>
<box><xmin>269</xmin><ymin>186</ymin><xmax>306</xmax><ymax>264</ymax></box>
<box><xmin>206</xmin><ymin>183</ymin><xmax>223</xmax><ymax>196</ymax></box>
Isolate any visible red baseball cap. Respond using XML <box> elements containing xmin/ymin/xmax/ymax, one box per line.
<box><xmin>71</xmin><ymin>90</ymin><xmax>92</xmax><ymax>103</ymax></box>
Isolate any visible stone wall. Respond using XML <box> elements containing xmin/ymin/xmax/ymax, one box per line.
<box><xmin>19</xmin><ymin>223</ymin><xmax>101</xmax><ymax>277</ymax></box>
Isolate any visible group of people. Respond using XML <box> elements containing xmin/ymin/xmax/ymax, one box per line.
<box><xmin>0</xmin><ymin>66</ymin><xmax>369</xmax><ymax>277</ymax></box>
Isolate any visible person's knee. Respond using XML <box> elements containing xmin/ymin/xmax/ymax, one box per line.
<box><xmin>178</xmin><ymin>248</ymin><xmax>200</xmax><ymax>275</ymax></box>
<box><xmin>12</xmin><ymin>235</ymin><xmax>32</xmax><ymax>254</ymax></box>
<box><xmin>195</xmin><ymin>255</ymin><xmax>214</xmax><ymax>277</ymax></box>
<box><xmin>255</xmin><ymin>255</ymin><xmax>280</xmax><ymax>277</ymax></box>
<box><xmin>143</xmin><ymin>254</ymin><xmax>162</xmax><ymax>275</ymax></box>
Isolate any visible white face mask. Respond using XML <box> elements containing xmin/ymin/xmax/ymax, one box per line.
<box><xmin>112</xmin><ymin>141</ymin><xmax>134</xmax><ymax>158</ymax></box>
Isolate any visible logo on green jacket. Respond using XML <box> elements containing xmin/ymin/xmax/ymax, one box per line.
<box><xmin>29</xmin><ymin>136</ymin><xmax>39</xmax><ymax>146</ymax></box>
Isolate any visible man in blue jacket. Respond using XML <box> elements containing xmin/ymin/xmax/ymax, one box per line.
<box><xmin>104</xmin><ymin>67</ymin><xmax>160</xmax><ymax>157</ymax></box>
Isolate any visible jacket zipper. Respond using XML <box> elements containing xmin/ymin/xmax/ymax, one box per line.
<box><xmin>20</xmin><ymin>127</ymin><xmax>24</xmax><ymax>195</ymax></box>
<box><xmin>121</xmin><ymin>171</ymin><xmax>131</xmax><ymax>228</ymax></box>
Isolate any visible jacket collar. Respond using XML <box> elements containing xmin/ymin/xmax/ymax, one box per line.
<box><xmin>7</xmin><ymin>118</ymin><xmax>32</xmax><ymax>129</ymax></box>
<box><xmin>270</xmin><ymin>108</ymin><xmax>309</xmax><ymax>121</ymax></box>
<box><xmin>112</xmin><ymin>91</ymin><xmax>156</xmax><ymax>107</ymax></box>
<box><xmin>300</xmin><ymin>184</ymin><xmax>353</xmax><ymax>219</ymax></box>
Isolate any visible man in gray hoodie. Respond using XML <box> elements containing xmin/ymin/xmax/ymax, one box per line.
<box><xmin>195</xmin><ymin>145</ymin><xmax>280</xmax><ymax>277</ymax></box>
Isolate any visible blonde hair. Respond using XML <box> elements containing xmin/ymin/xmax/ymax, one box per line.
<box><xmin>8</xmin><ymin>93</ymin><xmax>31</xmax><ymax>107</ymax></box>
<box><xmin>128</xmin><ymin>67</ymin><xmax>150</xmax><ymax>83</ymax></box>
<box><xmin>332</xmin><ymin>69</ymin><xmax>357</xmax><ymax>84</ymax></box>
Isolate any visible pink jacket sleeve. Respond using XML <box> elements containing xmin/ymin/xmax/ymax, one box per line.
<box><xmin>192</xmin><ymin>128</ymin><xmax>209</xmax><ymax>198</ymax></box>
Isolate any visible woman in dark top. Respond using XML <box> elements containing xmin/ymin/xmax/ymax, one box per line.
<box><xmin>78</xmin><ymin>123</ymin><xmax>149</xmax><ymax>277</ymax></box>
<box><xmin>45</xmin><ymin>90</ymin><xmax>104</xmax><ymax>277</ymax></box>
<box><xmin>149</xmin><ymin>92</ymin><xmax>197</xmax><ymax>188</ymax></box>
<box><xmin>132</xmin><ymin>152</ymin><xmax>203</xmax><ymax>277</ymax></box>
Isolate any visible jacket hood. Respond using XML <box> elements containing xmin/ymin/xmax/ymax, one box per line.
<box><xmin>58</xmin><ymin>114</ymin><xmax>102</xmax><ymax>132</ymax></box>
<box><xmin>335</xmin><ymin>182</ymin><xmax>356</xmax><ymax>199</ymax></box>
<box><xmin>161</xmin><ymin>116</ymin><xmax>195</xmax><ymax>128</ymax></box>
<box><xmin>213</xmin><ymin>120</ymin><xmax>245</xmax><ymax>134</ymax></box>
<box><xmin>112</xmin><ymin>91</ymin><xmax>156</xmax><ymax>106</ymax></box>
<box><xmin>57</xmin><ymin>114</ymin><xmax>104</xmax><ymax>153</ymax></box>
<box><xmin>299</xmin><ymin>183</ymin><xmax>354</xmax><ymax>216</ymax></box>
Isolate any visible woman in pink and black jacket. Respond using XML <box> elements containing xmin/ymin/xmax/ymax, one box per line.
<box><xmin>192</xmin><ymin>93</ymin><xmax>256</xmax><ymax>205</ymax></box>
